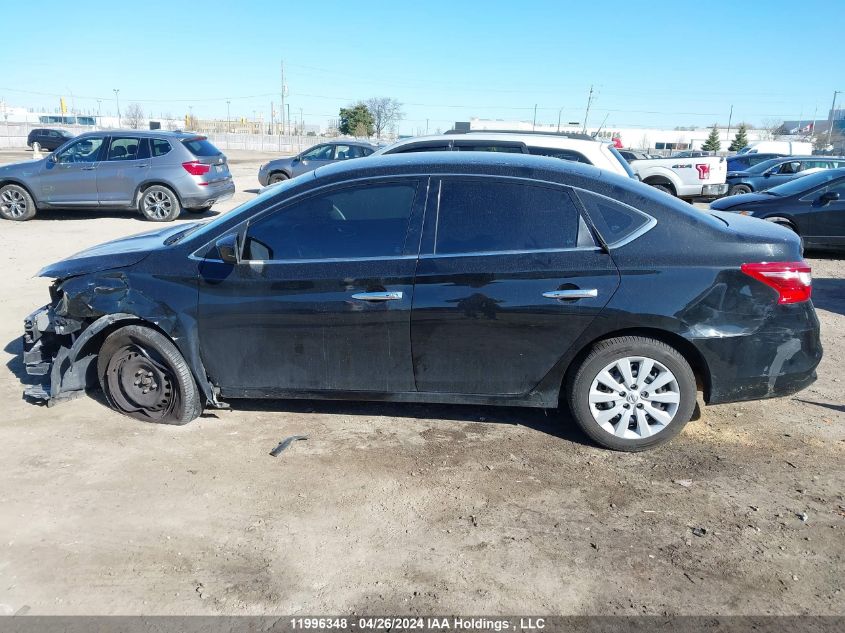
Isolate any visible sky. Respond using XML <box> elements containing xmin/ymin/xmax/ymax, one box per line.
<box><xmin>1</xmin><ymin>0</ymin><xmax>842</xmax><ymax>134</ymax></box>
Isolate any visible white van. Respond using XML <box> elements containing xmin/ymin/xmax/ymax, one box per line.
<box><xmin>738</xmin><ymin>141</ymin><xmax>813</xmax><ymax>155</ymax></box>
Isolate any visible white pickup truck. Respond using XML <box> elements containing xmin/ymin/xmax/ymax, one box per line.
<box><xmin>629</xmin><ymin>156</ymin><xmax>728</xmax><ymax>200</ymax></box>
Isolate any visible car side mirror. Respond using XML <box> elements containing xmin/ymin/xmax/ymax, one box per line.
<box><xmin>48</xmin><ymin>153</ymin><xmax>57</xmax><ymax>163</ymax></box>
<box><xmin>820</xmin><ymin>191</ymin><xmax>840</xmax><ymax>204</ymax></box>
<box><xmin>216</xmin><ymin>234</ymin><xmax>240</xmax><ymax>264</ymax></box>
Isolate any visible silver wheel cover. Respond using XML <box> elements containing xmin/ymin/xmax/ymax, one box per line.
<box><xmin>588</xmin><ymin>356</ymin><xmax>681</xmax><ymax>440</ymax></box>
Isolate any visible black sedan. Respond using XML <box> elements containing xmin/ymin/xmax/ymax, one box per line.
<box><xmin>711</xmin><ymin>168</ymin><xmax>845</xmax><ymax>251</ymax></box>
<box><xmin>20</xmin><ymin>153</ymin><xmax>821</xmax><ymax>451</ymax></box>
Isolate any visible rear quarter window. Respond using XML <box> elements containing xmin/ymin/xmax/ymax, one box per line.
<box><xmin>181</xmin><ymin>138</ymin><xmax>221</xmax><ymax>157</ymax></box>
<box><xmin>573</xmin><ymin>189</ymin><xmax>655</xmax><ymax>246</ymax></box>
<box><xmin>151</xmin><ymin>139</ymin><xmax>172</xmax><ymax>157</ymax></box>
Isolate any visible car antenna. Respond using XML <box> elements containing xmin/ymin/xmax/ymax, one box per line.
<box><xmin>592</xmin><ymin>113</ymin><xmax>610</xmax><ymax>139</ymax></box>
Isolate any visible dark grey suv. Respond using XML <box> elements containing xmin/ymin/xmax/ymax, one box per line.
<box><xmin>257</xmin><ymin>140</ymin><xmax>375</xmax><ymax>186</ymax></box>
<box><xmin>0</xmin><ymin>131</ymin><xmax>235</xmax><ymax>222</ymax></box>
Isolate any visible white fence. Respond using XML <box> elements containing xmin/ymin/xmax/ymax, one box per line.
<box><xmin>0</xmin><ymin>122</ymin><xmax>323</xmax><ymax>155</ymax></box>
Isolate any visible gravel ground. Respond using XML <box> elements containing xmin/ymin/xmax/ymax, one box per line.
<box><xmin>0</xmin><ymin>148</ymin><xmax>842</xmax><ymax>616</ymax></box>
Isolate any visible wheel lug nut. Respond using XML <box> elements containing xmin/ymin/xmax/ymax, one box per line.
<box><xmin>637</xmin><ymin>403</ymin><xmax>644</xmax><ymax>408</ymax></box>
<box><xmin>623</xmin><ymin>404</ymin><xmax>630</xmax><ymax>409</ymax></box>
<box><xmin>619</xmin><ymin>391</ymin><xmax>626</xmax><ymax>396</ymax></box>
<box><xmin>629</xmin><ymin>384</ymin><xmax>637</xmax><ymax>389</ymax></box>
<box><xmin>641</xmin><ymin>392</ymin><xmax>648</xmax><ymax>398</ymax></box>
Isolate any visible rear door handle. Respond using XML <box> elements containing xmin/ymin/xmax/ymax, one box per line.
<box><xmin>82</xmin><ymin>166</ymin><xmax>96</xmax><ymax>171</ymax></box>
<box><xmin>543</xmin><ymin>289</ymin><xmax>598</xmax><ymax>300</ymax></box>
<box><xmin>351</xmin><ymin>291</ymin><xmax>403</xmax><ymax>302</ymax></box>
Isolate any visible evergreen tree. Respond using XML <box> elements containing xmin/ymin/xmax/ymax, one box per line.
<box><xmin>701</xmin><ymin>125</ymin><xmax>721</xmax><ymax>152</ymax></box>
<box><xmin>729</xmin><ymin>124</ymin><xmax>749</xmax><ymax>152</ymax></box>
<box><xmin>338</xmin><ymin>103</ymin><xmax>374</xmax><ymax>137</ymax></box>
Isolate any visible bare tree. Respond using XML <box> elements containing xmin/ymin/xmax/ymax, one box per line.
<box><xmin>125</xmin><ymin>103</ymin><xmax>145</xmax><ymax>129</ymax></box>
<box><xmin>760</xmin><ymin>118</ymin><xmax>784</xmax><ymax>140</ymax></box>
<box><xmin>364</xmin><ymin>97</ymin><xmax>403</xmax><ymax>139</ymax></box>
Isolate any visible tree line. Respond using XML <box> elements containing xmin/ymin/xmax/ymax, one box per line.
<box><xmin>338</xmin><ymin>97</ymin><xmax>403</xmax><ymax>138</ymax></box>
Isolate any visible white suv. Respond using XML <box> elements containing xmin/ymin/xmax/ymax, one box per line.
<box><xmin>373</xmin><ymin>131</ymin><xmax>636</xmax><ymax>179</ymax></box>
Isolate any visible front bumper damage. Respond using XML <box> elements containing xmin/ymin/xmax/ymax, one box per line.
<box><xmin>23</xmin><ymin>305</ymin><xmax>88</xmax><ymax>405</ymax></box>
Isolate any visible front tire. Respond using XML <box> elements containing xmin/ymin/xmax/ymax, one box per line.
<box><xmin>97</xmin><ymin>325</ymin><xmax>202</xmax><ymax>425</ymax></box>
<box><xmin>728</xmin><ymin>184</ymin><xmax>752</xmax><ymax>196</ymax></box>
<box><xmin>268</xmin><ymin>172</ymin><xmax>289</xmax><ymax>185</ymax></box>
<box><xmin>139</xmin><ymin>185</ymin><xmax>181</xmax><ymax>221</ymax></box>
<box><xmin>565</xmin><ymin>336</ymin><xmax>696</xmax><ymax>451</ymax></box>
<box><xmin>0</xmin><ymin>184</ymin><xmax>37</xmax><ymax>221</ymax></box>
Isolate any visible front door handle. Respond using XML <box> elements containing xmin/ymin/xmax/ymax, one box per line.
<box><xmin>351</xmin><ymin>291</ymin><xmax>403</xmax><ymax>302</ymax></box>
<box><xmin>543</xmin><ymin>289</ymin><xmax>598</xmax><ymax>300</ymax></box>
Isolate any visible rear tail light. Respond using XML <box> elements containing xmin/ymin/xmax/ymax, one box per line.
<box><xmin>741</xmin><ymin>261</ymin><xmax>812</xmax><ymax>304</ymax></box>
<box><xmin>182</xmin><ymin>160</ymin><xmax>210</xmax><ymax>176</ymax></box>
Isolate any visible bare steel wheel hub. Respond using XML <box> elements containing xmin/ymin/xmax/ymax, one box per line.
<box><xmin>588</xmin><ymin>356</ymin><xmax>680</xmax><ymax>439</ymax></box>
<box><xmin>106</xmin><ymin>345</ymin><xmax>175</xmax><ymax>419</ymax></box>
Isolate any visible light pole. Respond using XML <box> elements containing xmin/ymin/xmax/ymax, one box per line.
<box><xmin>226</xmin><ymin>100</ymin><xmax>231</xmax><ymax>133</ymax></box>
<box><xmin>97</xmin><ymin>99</ymin><xmax>102</xmax><ymax>126</ymax></box>
<box><xmin>557</xmin><ymin>107</ymin><xmax>564</xmax><ymax>133</ymax></box>
<box><xmin>113</xmin><ymin>89</ymin><xmax>120</xmax><ymax>126</ymax></box>
<box><xmin>827</xmin><ymin>90</ymin><xmax>841</xmax><ymax>148</ymax></box>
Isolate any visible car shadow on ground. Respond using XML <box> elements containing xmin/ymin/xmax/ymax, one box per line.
<box><xmin>224</xmin><ymin>397</ymin><xmax>594</xmax><ymax>446</ymax></box>
<box><xmin>812</xmin><ymin>277</ymin><xmax>845</xmax><ymax>317</ymax></box>
<box><xmin>4</xmin><ymin>337</ymin><xmax>27</xmax><ymax>382</ymax></box>
<box><xmin>27</xmin><ymin>208</ymin><xmax>220</xmax><ymax>222</ymax></box>
<box><xmin>2</xmin><ymin>333</ymin><xmax>592</xmax><ymax>446</ymax></box>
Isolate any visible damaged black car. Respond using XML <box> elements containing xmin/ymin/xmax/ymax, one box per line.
<box><xmin>22</xmin><ymin>153</ymin><xmax>823</xmax><ymax>451</ymax></box>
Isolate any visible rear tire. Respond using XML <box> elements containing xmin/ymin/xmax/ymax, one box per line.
<box><xmin>565</xmin><ymin>336</ymin><xmax>696</xmax><ymax>451</ymax></box>
<box><xmin>650</xmin><ymin>183</ymin><xmax>674</xmax><ymax>196</ymax></box>
<box><xmin>728</xmin><ymin>184</ymin><xmax>752</xmax><ymax>196</ymax></box>
<box><xmin>0</xmin><ymin>184</ymin><xmax>37</xmax><ymax>221</ymax></box>
<box><xmin>97</xmin><ymin>325</ymin><xmax>202</xmax><ymax>425</ymax></box>
<box><xmin>765</xmin><ymin>216</ymin><xmax>797</xmax><ymax>232</ymax></box>
<box><xmin>268</xmin><ymin>172</ymin><xmax>289</xmax><ymax>185</ymax></box>
<box><xmin>139</xmin><ymin>185</ymin><xmax>181</xmax><ymax>221</ymax></box>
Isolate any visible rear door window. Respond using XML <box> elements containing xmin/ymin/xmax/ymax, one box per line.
<box><xmin>453</xmin><ymin>142</ymin><xmax>525</xmax><ymax>153</ymax></box>
<box><xmin>333</xmin><ymin>144</ymin><xmax>367</xmax><ymax>159</ymax></box>
<box><xmin>433</xmin><ymin>178</ymin><xmax>581</xmax><ymax>254</ymax></box>
<box><xmin>573</xmin><ymin>189</ymin><xmax>654</xmax><ymax>247</ymax></box>
<box><xmin>181</xmin><ymin>137</ymin><xmax>221</xmax><ymax>157</ymax></box>
<box><xmin>528</xmin><ymin>146</ymin><xmax>592</xmax><ymax>164</ymax></box>
<box><xmin>106</xmin><ymin>137</ymin><xmax>146</xmax><ymax>161</ymax></box>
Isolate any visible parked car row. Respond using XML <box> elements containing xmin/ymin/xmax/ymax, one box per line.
<box><xmin>21</xmin><ymin>151</ymin><xmax>822</xmax><ymax>453</ymax></box>
<box><xmin>726</xmin><ymin>156</ymin><xmax>845</xmax><ymax>196</ymax></box>
<box><xmin>1</xmin><ymin>131</ymin><xmax>234</xmax><ymax>221</ymax></box>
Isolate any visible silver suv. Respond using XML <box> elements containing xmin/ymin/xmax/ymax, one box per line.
<box><xmin>0</xmin><ymin>131</ymin><xmax>235</xmax><ymax>222</ymax></box>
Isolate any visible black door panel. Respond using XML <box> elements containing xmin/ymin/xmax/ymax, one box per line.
<box><xmin>411</xmin><ymin>251</ymin><xmax>619</xmax><ymax>394</ymax></box>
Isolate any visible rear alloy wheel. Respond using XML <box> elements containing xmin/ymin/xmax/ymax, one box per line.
<box><xmin>566</xmin><ymin>336</ymin><xmax>696</xmax><ymax>451</ymax></box>
<box><xmin>140</xmin><ymin>185</ymin><xmax>181</xmax><ymax>221</ymax></box>
<box><xmin>269</xmin><ymin>172</ymin><xmax>289</xmax><ymax>185</ymax></box>
<box><xmin>728</xmin><ymin>184</ymin><xmax>752</xmax><ymax>196</ymax></box>
<box><xmin>0</xmin><ymin>184</ymin><xmax>37</xmax><ymax>221</ymax></box>
<box><xmin>97</xmin><ymin>325</ymin><xmax>202</xmax><ymax>425</ymax></box>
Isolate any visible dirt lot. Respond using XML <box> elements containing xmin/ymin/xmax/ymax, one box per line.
<box><xmin>0</xmin><ymin>148</ymin><xmax>842</xmax><ymax>616</ymax></box>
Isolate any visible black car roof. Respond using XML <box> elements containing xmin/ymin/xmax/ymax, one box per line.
<box><xmin>311</xmin><ymin>150</ymin><xmax>606</xmax><ymax>186</ymax></box>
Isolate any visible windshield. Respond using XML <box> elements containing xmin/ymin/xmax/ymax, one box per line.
<box><xmin>745</xmin><ymin>158</ymin><xmax>785</xmax><ymax>174</ymax></box>
<box><xmin>766</xmin><ymin>170</ymin><xmax>844</xmax><ymax>197</ymax></box>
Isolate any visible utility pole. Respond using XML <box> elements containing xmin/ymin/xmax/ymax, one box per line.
<box><xmin>113</xmin><ymin>89</ymin><xmax>120</xmax><ymax>126</ymax></box>
<box><xmin>300</xmin><ymin>107</ymin><xmax>303</xmax><ymax>135</ymax></box>
<box><xmin>582</xmin><ymin>85</ymin><xmax>594</xmax><ymax>134</ymax></box>
<box><xmin>425</xmin><ymin>119</ymin><xmax>429</xmax><ymax>135</ymax></box>
<box><xmin>226</xmin><ymin>100</ymin><xmax>231</xmax><ymax>133</ymax></box>
<box><xmin>280</xmin><ymin>59</ymin><xmax>286</xmax><ymax>137</ymax></box>
<box><xmin>827</xmin><ymin>90</ymin><xmax>841</xmax><ymax>147</ymax></box>
<box><xmin>97</xmin><ymin>99</ymin><xmax>102</xmax><ymax>125</ymax></box>
<box><xmin>287</xmin><ymin>103</ymin><xmax>291</xmax><ymax>136</ymax></box>
<box><xmin>532</xmin><ymin>104</ymin><xmax>537</xmax><ymax>131</ymax></box>
<box><xmin>725</xmin><ymin>104</ymin><xmax>733</xmax><ymax>150</ymax></box>
<box><xmin>557</xmin><ymin>107</ymin><xmax>564</xmax><ymax>133</ymax></box>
